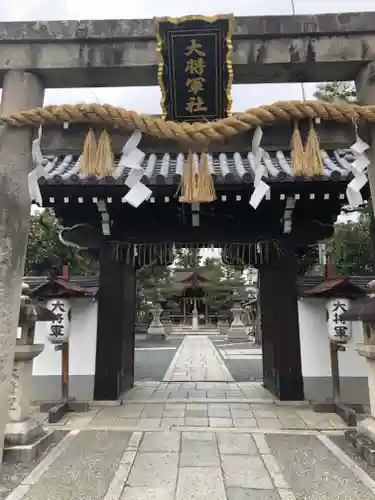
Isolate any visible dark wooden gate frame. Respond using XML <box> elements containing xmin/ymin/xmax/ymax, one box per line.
<box><xmin>37</xmin><ymin>130</ymin><xmax>363</xmax><ymax>402</ymax></box>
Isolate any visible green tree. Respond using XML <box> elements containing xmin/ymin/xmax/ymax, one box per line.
<box><xmin>325</xmin><ymin>205</ymin><xmax>374</xmax><ymax>276</ymax></box>
<box><xmin>306</xmin><ymin>80</ymin><xmax>374</xmax><ymax>277</ymax></box>
<box><xmin>314</xmin><ymin>81</ymin><xmax>358</xmax><ymax>103</ymax></box>
<box><xmin>136</xmin><ymin>264</ymin><xmax>177</xmax><ymax>310</ymax></box>
<box><xmin>200</xmin><ymin>257</ymin><xmax>247</xmax><ymax>312</ymax></box>
<box><xmin>143</xmin><ymin>253</ymin><xmax>248</xmax><ymax>316</ymax></box>
<box><xmin>25</xmin><ymin>209</ymin><xmax>98</xmax><ymax>276</ymax></box>
<box><xmin>174</xmin><ymin>247</ymin><xmax>202</xmax><ymax>268</ymax></box>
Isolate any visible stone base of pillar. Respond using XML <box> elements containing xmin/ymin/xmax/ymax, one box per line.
<box><xmin>357</xmin><ymin>417</ymin><xmax>375</xmax><ymax>442</ymax></box>
<box><xmin>345</xmin><ymin>419</ymin><xmax>375</xmax><ymax>467</ymax></box>
<box><xmin>217</xmin><ymin>322</ymin><xmax>229</xmax><ymax>335</ymax></box>
<box><xmin>147</xmin><ymin>325</ymin><xmax>166</xmax><ymax>340</ymax></box>
<box><xmin>5</xmin><ymin>417</ymin><xmax>44</xmax><ymax>446</ymax></box>
<box><xmin>192</xmin><ymin>316</ymin><xmax>199</xmax><ymax>331</ymax></box>
<box><xmin>3</xmin><ymin>428</ymin><xmax>56</xmax><ymax>464</ymax></box>
<box><xmin>3</xmin><ymin>417</ymin><xmax>53</xmax><ymax>464</ymax></box>
<box><xmin>227</xmin><ymin>325</ymin><xmax>248</xmax><ymax>340</ymax></box>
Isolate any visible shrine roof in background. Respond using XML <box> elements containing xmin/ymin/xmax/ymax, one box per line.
<box><xmin>173</xmin><ymin>268</ymin><xmax>212</xmax><ymax>284</ymax></box>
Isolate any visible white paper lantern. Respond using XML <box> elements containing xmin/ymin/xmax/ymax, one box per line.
<box><xmin>46</xmin><ymin>298</ymin><xmax>72</xmax><ymax>344</ymax></box>
<box><xmin>326</xmin><ymin>297</ymin><xmax>352</xmax><ymax>343</ymax></box>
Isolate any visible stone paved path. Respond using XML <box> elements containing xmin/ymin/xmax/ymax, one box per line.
<box><xmin>7</xmin><ymin>429</ymin><xmax>375</xmax><ymax>500</ymax></box>
<box><xmin>163</xmin><ymin>335</ymin><xmax>234</xmax><ymax>382</ymax></box>
<box><xmin>6</xmin><ymin>334</ymin><xmax>375</xmax><ymax>499</ymax></box>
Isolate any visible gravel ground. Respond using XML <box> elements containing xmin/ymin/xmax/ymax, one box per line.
<box><xmin>211</xmin><ymin>337</ymin><xmax>261</xmax><ymax>349</ymax></box>
<box><xmin>211</xmin><ymin>339</ymin><xmax>263</xmax><ymax>382</ymax></box>
<box><xmin>134</xmin><ymin>337</ymin><xmax>183</xmax><ymax>382</ymax></box>
<box><xmin>222</xmin><ymin>358</ymin><xmax>263</xmax><ymax>382</ymax></box>
<box><xmin>267</xmin><ymin>433</ymin><xmax>375</xmax><ymax>500</ymax></box>
<box><xmin>21</xmin><ymin>431</ymin><xmax>131</xmax><ymax>500</ymax></box>
<box><xmin>330</xmin><ymin>434</ymin><xmax>375</xmax><ymax>482</ymax></box>
<box><xmin>0</xmin><ymin>431</ymin><xmax>67</xmax><ymax>500</ymax></box>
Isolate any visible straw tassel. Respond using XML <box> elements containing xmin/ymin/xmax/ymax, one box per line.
<box><xmin>95</xmin><ymin>129</ymin><xmax>115</xmax><ymax>176</ymax></box>
<box><xmin>79</xmin><ymin>128</ymin><xmax>97</xmax><ymax>175</ymax></box>
<box><xmin>305</xmin><ymin>120</ymin><xmax>324</xmax><ymax>176</ymax></box>
<box><xmin>196</xmin><ymin>152</ymin><xmax>216</xmax><ymax>203</ymax></box>
<box><xmin>291</xmin><ymin>121</ymin><xmax>306</xmax><ymax>176</ymax></box>
<box><xmin>179</xmin><ymin>151</ymin><xmax>196</xmax><ymax>203</ymax></box>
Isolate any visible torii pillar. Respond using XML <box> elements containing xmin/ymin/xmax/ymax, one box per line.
<box><xmin>0</xmin><ymin>71</ymin><xmax>44</xmax><ymax>469</ymax></box>
<box><xmin>356</xmin><ymin>62</ymin><xmax>375</xmax><ymax>209</ymax></box>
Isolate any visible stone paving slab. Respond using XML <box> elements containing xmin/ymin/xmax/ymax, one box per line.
<box><xmin>180</xmin><ymin>437</ymin><xmax>220</xmax><ymax>467</ymax></box>
<box><xmin>35</xmin><ymin>400</ymin><xmax>347</xmax><ymax>432</ymax></box>
<box><xmin>221</xmin><ymin>454</ymin><xmax>274</xmax><ymax>489</ymax></box>
<box><xmin>217</xmin><ymin>433</ymin><xmax>258</xmax><ymax>455</ymax></box>
<box><xmin>121</xmin><ymin>485</ymin><xmax>175</xmax><ymax>500</ymax></box>
<box><xmin>139</xmin><ymin>431</ymin><xmax>180</xmax><ymax>453</ymax></box>
<box><xmin>176</xmin><ymin>467</ymin><xmax>227</xmax><ymax>500</ymax></box>
<box><xmin>5</xmin><ymin>429</ymin><xmax>375</xmax><ymax>500</ymax></box>
<box><xmin>227</xmin><ymin>489</ymin><xmax>281</xmax><ymax>500</ymax></box>
<box><xmin>126</xmin><ymin>452</ymin><xmax>179</xmax><ymax>488</ymax></box>
<box><xmin>163</xmin><ymin>336</ymin><xmax>234</xmax><ymax>382</ymax></box>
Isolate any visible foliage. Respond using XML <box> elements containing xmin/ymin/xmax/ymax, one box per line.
<box><xmin>174</xmin><ymin>248</ymin><xmax>202</xmax><ymax>268</ymax></box>
<box><xmin>325</xmin><ymin>203</ymin><xmax>374</xmax><ymax>276</ymax></box>
<box><xmin>197</xmin><ymin>256</ymin><xmax>249</xmax><ymax>312</ymax></box>
<box><xmin>306</xmin><ymin>80</ymin><xmax>373</xmax><ymax>277</ymax></box>
<box><xmin>314</xmin><ymin>81</ymin><xmax>358</xmax><ymax>103</ymax></box>
<box><xmin>137</xmin><ymin>250</ymin><xmax>249</xmax><ymax>316</ymax></box>
<box><xmin>136</xmin><ymin>264</ymin><xmax>179</xmax><ymax>313</ymax></box>
<box><xmin>25</xmin><ymin>209</ymin><xmax>98</xmax><ymax>276</ymax></box>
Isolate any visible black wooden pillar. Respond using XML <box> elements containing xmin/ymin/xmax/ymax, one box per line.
<box><xmin>259</xmin><ymin>242</ymin><xmax>304</xmax><ymax>401</ymax></box>
<box><xmin>94</xmin><ymin>246</ymin><xmax>136</xmax><ymax>400</ymax></box>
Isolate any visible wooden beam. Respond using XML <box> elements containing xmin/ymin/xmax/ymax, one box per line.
<box><xmin>260</xmin><ymin>242</ymin><xmax>304</xmax><ymax>400</ymax></box>
<box><xmin>109</xmin><ymin>220</ymin><xmax>334</xmax><ymax>245</ymax></box>
<box><xmin>40</xmin><ymin>120</ymin><xmax>361</xmax><ymax>155</ymax></box>
<box><xmin>94</xmin><ymin>245</ymin><xmax>136</xmax><ymax>400</ymax></box>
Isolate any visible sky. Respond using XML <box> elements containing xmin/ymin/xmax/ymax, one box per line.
<box><xmin>0</xmin><ymin>0</ymin><xmax>374</xmax><ymax>111</ymax></box>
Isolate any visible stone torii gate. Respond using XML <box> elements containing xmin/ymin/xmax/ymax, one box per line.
<box><xmin>1</xmin><ymin>11</ymin><xmax>375</xmax><ymax>468</ymax></box>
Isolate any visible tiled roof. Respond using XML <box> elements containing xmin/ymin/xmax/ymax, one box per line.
<box><xmin>25</xmin><ymin>276</ymin><xmax>99</xmax><ymax>296</ymax></box>
<box><xmin>30</xmin><ymin>277</ymin><xmax>96</xmax><ymax>297</ymax></box>
<box><xmin>302</xmin><ymin>277</ymin><xmax>366</xmax><ymax>297</ymax></box>
<box><xmin>25</xmin><ymin>275</ymin><xmax>375</xmax><ymax>297</ymax></box>
<box><xmin>39</xmin><ymin>149</ymin><xmax>356</xmax><ymax>186</ymax></box>
<box><xmin>297</xmin><ymin>276</ymin><xmax>374</xmax><ymax>294</ymax></box>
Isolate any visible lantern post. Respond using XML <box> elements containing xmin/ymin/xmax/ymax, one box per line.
<box><xmin>227</xmin><ymin>291</ymin><xmax>248</xmax><ymax>340</ymax></box>
<box><xmin>4</xmin><ymin>283</ymin><xmax>56</xmax><ymax>462</ymax></box>
<box><xmin>326</xmin><ymin>297</ymin><xmax>353</xmax><ymax>403</ymax></box>
<box><xmin>303</xmin><ymin>277</ymin><xmax>365</xmax><ymax>425</ymax></box>
<box><xmin>30</xmin><ymin>275</ymin><xmax>92</xmax><ymax>423</ymax></box>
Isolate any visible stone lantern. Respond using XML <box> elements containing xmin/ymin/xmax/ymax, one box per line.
<box><xmin>341</xmin><ymin>280</ymin><xmax>375</xmax><ymax>457</ymax></box>
<box><xmin>4</xmin><ymin>283</ymin><xmax>56</xmax><ymax>462</ymax></box>
<box><xmin>147</xmin><ymin>289</ymin><xmax>167</xmax><ymax>340</ymax></box>
<box><xmin>227</xmin><ymin>291</ymin><xmax>248</xmax><ymax>340</ymax></box>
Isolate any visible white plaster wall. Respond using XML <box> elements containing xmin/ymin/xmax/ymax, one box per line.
<box><xmin>298</xmin><ymin>297</ymin><xmax>369</xmax><ymax>404</ymax></box>
<box><xmin>338</xmin><ymin>321</ymin><xmax>367</xmax><ymax>377</ymax></box>
<box><xmin>33</xmin><ymin>298</ymin><xmax>98</xmax><ymax>378</ymax></box>
<box><xmin>298</xmin><ymin>298</ymin><xmax>331</xmax><ymax>378</ymax></box>
<box><xmin>298</xmin><ymin>298</ymin><xmax>367</xmax><ymax>379</ymax></box>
